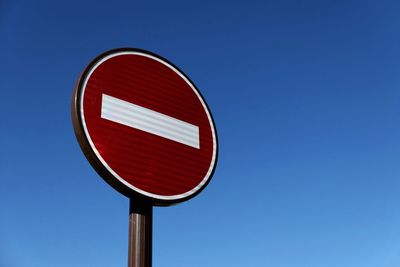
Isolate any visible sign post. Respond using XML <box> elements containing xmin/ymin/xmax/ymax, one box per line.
<box><xmin>128</xmin><ymin>199</ymin><xmax>152</xmax><ymax>267</ymax></box>
<box><xmin>72</xmin><ymin>48</ymin><xmax>218</xmax><ymax>266</ymax></box>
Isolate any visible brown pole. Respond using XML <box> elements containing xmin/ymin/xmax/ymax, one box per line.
<box><xmin>128</xmin><ymin>198</ymin><xmax>153</xmax><ymax>267</ymax></box>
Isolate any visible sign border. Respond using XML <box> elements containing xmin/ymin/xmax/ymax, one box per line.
<box><xmin>71</xmin><ymin>48</ymin><xmax>218</xmax><ymax>206</ymax></box>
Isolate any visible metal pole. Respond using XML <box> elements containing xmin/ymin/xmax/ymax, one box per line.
<box><xmin>128</xmin><ymin>198</ymin><xmax>153</xmax><ymax>267</ymax></box>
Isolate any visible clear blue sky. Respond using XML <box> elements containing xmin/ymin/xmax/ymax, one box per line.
<box><xmin>1</xmin><ymin>1</ymin><xmax>400</xmax><ymax>266</ymax></box>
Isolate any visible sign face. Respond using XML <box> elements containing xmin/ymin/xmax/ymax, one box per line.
<box><xmin>72</xmin><ymin>48</ymin><xmax>218</xmax><ymax>205</ymax></box>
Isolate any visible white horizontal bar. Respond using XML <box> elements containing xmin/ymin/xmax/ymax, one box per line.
<box><xmin>101</xmin><ymin>94</ymin><xmax>200</xmax><ymax>149</ymax></box>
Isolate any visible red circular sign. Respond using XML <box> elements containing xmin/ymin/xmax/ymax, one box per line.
<box><xmin>72</xmin><ymin>48</ymin><xmax>218</xmax><ymax>205</ymax></box>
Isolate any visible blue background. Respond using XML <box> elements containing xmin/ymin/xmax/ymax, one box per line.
<box><xmin>1</xmin><ymin>1</ymin><xmax>400</xmax><ymax>266</ymax></box>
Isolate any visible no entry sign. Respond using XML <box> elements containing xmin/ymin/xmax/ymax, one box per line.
<box><xmin>72</xmin><ymin>48</ymin><xmax>218</xmax><ymax>205</ymax></box>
